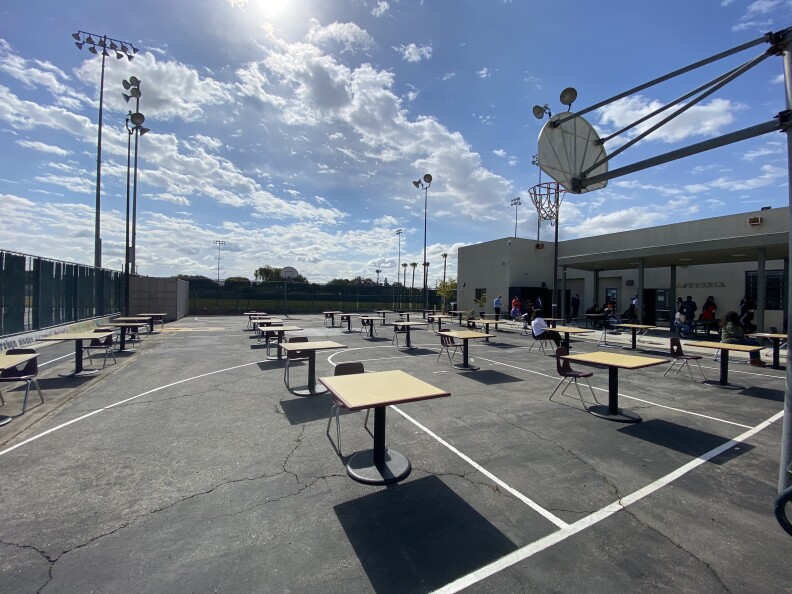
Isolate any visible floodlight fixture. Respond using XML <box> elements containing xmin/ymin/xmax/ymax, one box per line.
<box><xmin>560</xmin><ymin>87</ymin><xmax>577</xmax><ymax>110</ymax></box>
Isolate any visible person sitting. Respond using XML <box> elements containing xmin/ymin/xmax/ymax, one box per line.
<box><xmin>510</xmin><ymin>304</ymin><xmax>522</xmax><ymax>319</ymax></box>
<box><xmin>622</xmin><ymin>303</ymin><xmax>638</xmax><ymax>323</ymax></box>
<box><xmin>739</xmin><ymin>306</ymin><xmax>757</xmax><ymax>334</ymax></box>
<box><xmin>674</xmin><ymin>310</ymin><xmax>694</xmax><ymax>338</ymax></box>
<box><xmin>603</xmin><ymin>302</ymin><xmax>621</xmax><ymax>333</ymax></box>
<box><xmin>721</xmin><ymin>310</ymin><xmax>765</xmax><ymax>366</ymax></box>
<box><xmin>530</xmin><ymin>309</ymin><xmax>561</xmax><ymax>347</ymax></box>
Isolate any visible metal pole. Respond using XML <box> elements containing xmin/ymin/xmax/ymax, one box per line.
<box><xmin>552</xmin><ymin>205</ymin><xmax>559</xmax><ymax>318</ymax></box>
<box><xmin>94</xmin><ymin>41</ymin><xmax>107</xmax><ymax>269</ymax></box>
<box><xmin>132</xmin><ymin>123</ymin><xmax>140</xmax><ymax>275</ymax></box>
<box><xmin>779</xmin><ymin>28</ymin><xmax>792</xmax><ymax>493</ymax></box>
<box><xmin>423</xmin><ymin>186</ymin><xmax>428</xmax><ymax>310</ymax></box>
<box><xmin>124</xmin><ymin>120</ymin><xmax>132</xmax><ymax>316</ymax></box>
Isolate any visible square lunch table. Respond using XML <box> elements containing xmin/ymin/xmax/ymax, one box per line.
<box><xmin>439</xmin><ymin>330</ymin><xmax>495</xmax><ymax>370</ymax></box>
<box><xmin>279</xmin><ymin>341</ymin><xmax>347</xmax><ymax>395</ymax></box>
<box><xmin>319</xmin><ymin>369</ymin><xmax>450</xmax><ymax>485</ymax></box>
<box><xmin>561</xmin><ymin>351</ymin><xmax>668</xmax><ymax>423</ymax></box>
<box><xmin>613</xmin><ymin>323</ymin><xmax>656</xmax><ymax>350</ymax></box>
<box><xmin>685</xmin><ymin>341</ymin><xmax>763</xmax><ymax>385</ymax></box>
<box><xmin>38</xmin><ymin>332</ymin><xmax>114</xmax><ymax>377</ymax></box>
<box><xmin>258</xmin><ymin>325</ymin><xmax>303</xmax><ymax>359</ymax></box>
<box><xmin>748</xmin><ymin>332</ymin><xmax>787</xmax><ymax>369</ymax></box>
<box><xmin>551</xmin><ymin>325</ymin><xmax>594</xmax><ymax>350</ymax></box>
<box><xmin>391</xmin><ymin>321</ymin><xmax>428</xmax><ymax>349</ymax></box>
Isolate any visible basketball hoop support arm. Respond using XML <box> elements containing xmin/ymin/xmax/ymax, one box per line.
<box><xmin>572</xmin><ymin>114</ymin><xmax>791</xmax><ymax>192</ymax></box>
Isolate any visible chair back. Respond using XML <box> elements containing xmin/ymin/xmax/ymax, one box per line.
<box><xmin>286</xmin><ymin>336</ymin><xmax>309</xmax><ymax>360</ymax></box>
<box><xmin>2</xmin><ymin>348</ymin><xmax>38</xmax><ymax>379</ymax></box>
<box><xmin>555</xmin><ymin>347</ymin><xmax>572</xmax><ymax>376</ymax></box>
<box><xmin>334</xmin><ymin>362</ymin><xmax>364</xmax><ymax>376</ymax></box>
<box><xmin>669</xmin><ymin>337</ymin><xmax>684</xmax><ymax>359</ymax></box>
<box><xmin>439</xmin><ymin>333</ymin><xmax>454</xmax><ymax>347</ymax></box>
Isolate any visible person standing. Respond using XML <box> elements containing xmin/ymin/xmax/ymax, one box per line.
<box><xmin>681</xmin><ymin>296</ymin><xmax>697</xmax><ymax>322</ymax></box>
<box><xmin>493</xmin><ymin>295</ymin><xmax>502</xmax><ymax>321</ymax></box>
<box><xmin>569</xmin><ymin>293</ymin><xmax>580</xmax><ymax>323</ymax></box>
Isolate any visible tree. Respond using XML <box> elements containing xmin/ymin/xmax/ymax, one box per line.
<box><xmin>436</xmin><ymin>278</ymin><xmax>457</xmax><ymax>313</ymax></box>
<box><xmin>224</xmin><ymin>276</ymin><xmax>251</xmax><ymax>291</ymax></box>
<box><xmin>409</xmin><ymin>263</ymin><xmax>417</xmax><ymax>290</ymax></box>
<box><xmin>177</xmin><ymin>274</ymin><xmax>216</xmax><ymax>288</ymax></box>
<box><xmin>253</xmin><ymin>265</ymin><xmax>308</xmax><ymax>283</ymax></box>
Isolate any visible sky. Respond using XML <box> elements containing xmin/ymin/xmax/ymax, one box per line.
<box><xmin>1</xmin><ymin>0</ymin><xmax>791</xmax><ymax>285</ymax></box>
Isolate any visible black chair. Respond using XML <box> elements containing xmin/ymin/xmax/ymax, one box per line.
<box><xmin>82</xmin><ymin>329</ymin><xmax>117</xmax><ymax>369</ymax></box>
<box><xmin>549</xmin><ymin>347</ymin><xmax>599</xmax><ymax>409</ymax></box>
<box><xmin>0</xmin><ymin>348</ymin><xmax>44</xmax><ymax>414</ymax></box>
<box><xmin>326</xmin><ymin>361</ymin><xmax>365</xmax><ymax>454</ymax></box>
<box><xmin>392</xmin><ymin>323</ymin><xmax>408</xmax><ymax>347</ymax></box>
<box><xmin>529</xmin><ymin>328</ymin><xmax>549</xmax><ymax>354</ymax></box>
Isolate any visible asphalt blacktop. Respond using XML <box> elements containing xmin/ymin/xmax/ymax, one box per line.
<box><xmin>1</xmin><ymin>313</ymin><xmax>791</xmax><ymax>593</ymax></box>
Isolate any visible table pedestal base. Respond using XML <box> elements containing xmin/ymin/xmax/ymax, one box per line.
<box><xmin>346</xmin><ymin>448</ymin><xmax>411</xmax><ymax>485</ymax></box>
<box><xmin>0</xmin><ymin>415</ymin><xmax>13</xmax><ymax>427</ymax></box>
<box><xmin>59</xmin><ymin>369</ymin><xmax>99</xmax><ymax>378</ymax></box>
<box><xmin>452</xmin><ymin>363</ymin><xmax>479</xmax><ymax>371</ymax></box>
<box><xmin>291</xmin><ymin>385</ymin><xmax>328</xmax><ymax>396</ymax></box>
<box><xmin>588</xmin><ymin>405</ymin><xmax>642</xmax><ymax>423</ymax></box>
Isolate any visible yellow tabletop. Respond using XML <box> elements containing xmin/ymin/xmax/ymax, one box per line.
<box><xmin>613</xmin><ymin>323</ymin><xmax>656</xmax><ymax>330</ymax></box>
<box><xmin>318</xmin><ymin>369</ymin><xmax>450</xmax><ymax>411</ymax></box>
<box><xmin>748</xmin><ymin>333</ymin><xmax>787</xmax><ymax>340</ymax></box>
<box><xmin>0</xmin><ymin>353</ymin><xmax>38</xmax><ymax>370</ymax></box>
<box><xmin>279</xmin><ymin>341</ymin><xmax>347</xmax><ymax>353</ymax></box>
<box><xmin>552</xmin><ymin>325</ymin><xmax>593</xmax><ymax>334</ymax></box>
<box><xmin>39</xmin><ymin>332</ymin><xmax>113</xmax><ymax>342</ymax></box>
<box><xmin>359</xmin><ymin>316</ymin><xmax>380</xmax><ymax>320</ymax></box>
<box><xmin>440</xmin><ymin>330</ymin><xmax>496</xmax><ymax>340</ymax></box>
<box><xmin>253</xmin><ymin>319</ymin><xmax>284</xmax><ymax>326</ymax></box>
<box><xmin>392</xmin><ymin>321</ymin><xmax>429</xmax><ymax>327</ymax></box>
<box><xmin>685</xmin><ymin>341</ymin><xmax>762</xmax><ymax>352</ymax></box>
<box><xmin>258</xmin><ymin>325</ymin><xmax>303</xmax><ymax>333</ymax></box>
<box><xmin>137</xmin><ymin>313</ymin><xmax>166</xmax><ymax>317</ymax></box>
<box><xmin>323</xmin><ymin>311</ymin><xmax>343</xmax><ymax>315</ymax></box>
<box><xmin>563</xmin><ymin>351</ymin><xmax>668</xmax><ymax>370</ymax></box>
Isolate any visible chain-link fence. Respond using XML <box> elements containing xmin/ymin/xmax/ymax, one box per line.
<box><xmin>0</xmin><ymin>250</ymin><xmax>123</xmax><ymax>336</ymax></box>
<box><xmin>188</xmin><ymin>280</ymin><xmax>441</xmax><ymax>315</ymax></box>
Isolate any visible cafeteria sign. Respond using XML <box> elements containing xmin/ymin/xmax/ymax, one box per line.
<box><xmin>676</xmin><ymin>282</ymin><xmax>726</xmax><ymax>288</ymax></box>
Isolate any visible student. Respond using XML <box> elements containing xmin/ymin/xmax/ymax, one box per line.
<box><xmin>674</xmin><ymin>310</ymin><xmax>694</xmax><ymax>338</ymax></box>
<box><xmin>722</xmin><ymin>310</ymin><xmax>765</xmax><ymax>366</ymax></box>
<box><xmin>622</xmin><ymin>303</ymin><xmax>638</xmax><ymax>323</ymax></box>
<box><xmin>569</xmin><ymin>293</ymin><xmax>580</xmax><ymax>323</ymax></box>
<box><xmin>530</xmin><ymin>309</ymin><xmax>561</xmax><ymax>347</ymax></box>
<box><xmin>493</xmin><ymin>295</ymin><xmax>502</xmax><ymax>321</ymax></box>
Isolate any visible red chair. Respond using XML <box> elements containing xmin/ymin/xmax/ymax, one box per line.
<box><xmin>664</xmin><ymin>337</ymin><xmax>706</xmax><ymax>381</ymax></box>
<box><xmin>0</xmin><ymin>348</ymin><xmax>44</xmax><ymax>414</ymax></box>
<box><xmin>549</xmin><ymin>347</ymin><xmax>599</xmax><ymax>409</ymax></box>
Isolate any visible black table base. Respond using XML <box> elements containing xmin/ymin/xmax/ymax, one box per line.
<box><xmin>0</xmin><ymin>415</ymin><xmax>12</xmax><ymax>427</ymax></box>
<box><xmin>346</xmin><ymin>448</ymin><xmax>411</xmax><ymax>485</ymax></box>
<box><xmin>588</xmin><ymin>367</ymin><xmax>642</xmax><ymax>423</ymax></box>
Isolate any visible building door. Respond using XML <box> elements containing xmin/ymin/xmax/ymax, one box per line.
<box><xmin>642</xmin><ymin>289</ymin><xmax>656</xmax><ymax>324</ymax></box>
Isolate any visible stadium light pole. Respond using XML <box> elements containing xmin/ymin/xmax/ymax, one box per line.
<box><xmin>511</xmin><ymin>196</ymin><xmax>521</xmax><ymax>237</ymax></box>
<box><xmin>213</xmin><ymin>240</ymin><xmax>226</xmax><ymax>285</ymax></box>
<box><xmin>412</xmin><ymin>173</ymin><xmax>432</xmax><ymax>310</ymax></box>
<box><xmin>395</xmin><ymin>228</ymin><xmax>403</xmax><ymax>308</ymax></box>
<box><xmin>72</xmin><ymin>30</ymin><xmax>138</xmax><ymax>268</ymax></box>
<box><xmin>122</xmin><ymin>77</ymin><xmax>148</xmax><ymax>275</ymax></box>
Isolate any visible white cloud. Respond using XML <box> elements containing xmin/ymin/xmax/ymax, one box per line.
<box><xmin>305</xmin><ymin>20</ymin><xmax>375</xmax><ymax>53</ymax></box>
<box><xmin>597</xmin><ymin>95</ymin><xmax>739</xmax><ymax>144</ymax></box>
<box><xmin>476</xmin><ymin>67</ymin><xmax>491</xmax><ymax>79</ymax></box>
<box><xmin>394</xmin><ymin>43</ymin><xmax>432</xmax><ymax>63</ymax></box>
<box><xmin>16</xmin><ymin>140</ymin><xmax>71</xmax><ymax>156</ymax></box>
<box><xmin>371</xmin><ymin>1</ymin><xmax>390</xmax><ymax>17</ymax></box>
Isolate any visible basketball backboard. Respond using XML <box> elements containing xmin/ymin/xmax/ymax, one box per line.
<box><xmin>537</xmin><ymin>112</ymin><xmax>608</xmax><ymax>194</ymax></box>
<box><xmin>280</xmin><ymin>266</ymin><xmax>299</xmax><ymax>280</ymax></box>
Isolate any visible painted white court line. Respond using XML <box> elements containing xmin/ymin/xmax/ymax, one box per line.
<box><xmin>0</xmin><ymin>360</ymin><xmax>263</xmax><ymax>458</ymax></box>
<box><xmin>392</xmin><ymin>405</ymin><xmax>569</xmax><ymax>530</ymax></box>
<box><xmin>432</xmin><ymin>409</ymin><xmax>784</xmax><ymax>594</ymax></box>
<box><xmin>39</xmin><ymin>353</ymin><xmax>72</xmax><ymax>367</ymax></box>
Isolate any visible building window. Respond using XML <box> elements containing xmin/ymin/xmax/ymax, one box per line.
<box><xmin>745</xmin><ymin>270</ymin><xmax>785</xmax><ymax>310</ymax></box>
<box><xmin>475</xmin><ymin>288</ymin><xmax>487</xmax><ymax>301</ymax></box>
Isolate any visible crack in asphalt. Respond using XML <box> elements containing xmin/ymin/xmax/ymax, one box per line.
<box><xmin>0</xmin><ymin>539</ymin><xmax>54</xmax><ymax>593</ymax></box>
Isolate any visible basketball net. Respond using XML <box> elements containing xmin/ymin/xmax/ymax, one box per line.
<box><xmin>528</xmin><ymin>181</ymin><xmax>564</xmax><ymax>226</ymax></box>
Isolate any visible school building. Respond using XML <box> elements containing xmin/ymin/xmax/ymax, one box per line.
<box><xmin>457</xmin><ymin>206</ymin><xmax>789</xmax><ymax>332</ymax></box>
